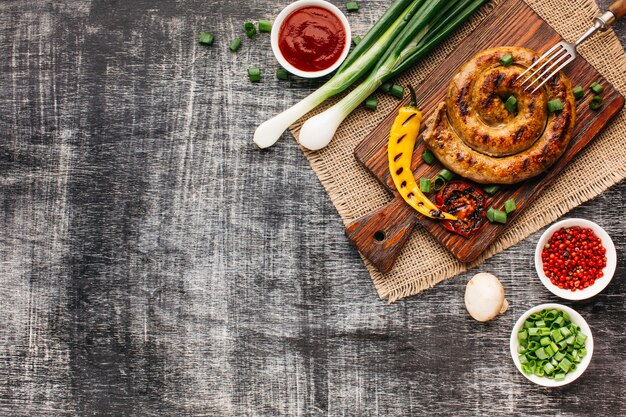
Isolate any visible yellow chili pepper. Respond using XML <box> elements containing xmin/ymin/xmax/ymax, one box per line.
<box><xmin>387</xmin><ymin>87</ymin><xmax>456</xmax><ymax>221</ymax></box>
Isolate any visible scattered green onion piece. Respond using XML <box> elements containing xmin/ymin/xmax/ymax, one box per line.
<box><xmin>422</xmin><ymin>149</ymin><xmax>436</xmax><ymax>165</ymax></box>
<box><xmin>504</xmin><ymin>95</ymin><xmax>517</xmax><ymax>114</ymax></box>
<box><xmin>244</xmin><ymin>22</ymin><xmax>257</xmax><ymax>38</ymax></box>
<box><xmin>490</xmin><ymin>208</ymin><xmax>507</xmax><ymax>224</ymax></box>
<box><xmin>229</xmin><ymin>38</ymin><xmax>242</xmax><ymax>52</ymax></box>
<box><xmin>276</xmin><ymin>68</ymin><xmax>290</xmax><ymax>81</ymax></box>
<box><xmin>483</xmin><ymin>185</ymin><xmax>501</xmax><ymax>196</ymax></box>
<box><xmin>433</xmin><ymin>176</ymin><xmax>446</xmax><ymax>191</ymax></box>
<box><xmin>419</xmin><ymin>177</ymin><xmax>431</xmax><ymax>193</ymax></box>
<box><xmin>198</xmin><ymin>32</ymin><xmax>215</xmax><ymax>46</ymax></box>
<box><xmin>554</xmin><ymin>373</ymin><xmax>566</xmax><ymax>381</ymax></box>
<box><xmin>589</xmin><ymin>81</ymin><xmax>604</xmax><ymax>94</ymax></box>
<box><xmin>346</xmin><ymin>1</ymin><xmax>359</xmax><ymax>12</ymax></box>
<box><xmin>486</xmin><ymin>207</ymin><xmax>496</xmax><ymax>223</ymax></box>
<box><xmin>590</xmin><ymin>96</ymin><xmax>603</xmax><ymax>110</ymax></box>
<box><xmin>258</xmin><ymin>20</ymin><xmax>272</xmax><ymax>33</ymax></box>
<box><xmin>364</xmin><ymin>97</ymin><xmax>378</xmax><ymax>111</ymax></box>
<box><xmin>248</xmin><ymin>67</ymin><xmax>261</xmax><ymax>83</ymax></box>
<box><xmin>437</xmin><ymin>168</ymin><xmax>454</xmax><ymax>182</ymax></box>
<box><xmin>504</xmin><ymin>198</ymin><xmax>516</xmax><ymax>214</ymax></box>
<box><xmin>352</xmin><ymin>36</ymin><xmax>362</xmax><ymax>46</ymax></box>
<box><xmin>547</xmin><ymin>98</ymin><xmax>564</xmax><ymax>113</ymax></box>
<box><xmin>379</xmin><ymin>82</ymin><xmax>392</xmax><ymax>94</ymax></box>
<box><xmin>390</xmin><ymin>84</ymin><xmax>404</xmax><ymax>99</ymax></box>
<box><xmin>499</xmin><ymin>53</ymin><xmax>513</xmax><ymax>66</ymax></box>
<box><xmin>572</xmin><ymin>86</ymin><xmax>584</xmax><ymax>99</ymax></box>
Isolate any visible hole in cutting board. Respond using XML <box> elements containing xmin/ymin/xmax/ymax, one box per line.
<box><xmin>374</xmin><ymin>231</ymin><xmax>386</xmax><ymax>242</ymax></box>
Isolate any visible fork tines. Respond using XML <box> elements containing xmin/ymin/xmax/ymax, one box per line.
<box><xmin>517</xmin><ymin>41</ymin><xmax>575</xmax><ymax>93</ymax></box>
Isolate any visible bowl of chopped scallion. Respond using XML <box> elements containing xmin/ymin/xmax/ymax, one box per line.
<box><xmin>510</xmin><ymin>304</ymin><xmax>593</xmax><ymax>387</ymax></box>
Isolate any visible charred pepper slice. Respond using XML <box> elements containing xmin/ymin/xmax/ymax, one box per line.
<box><xmin>388</xmin><ymin>87</ymin><xmax>456</xmax><ymax>221</ymax></box>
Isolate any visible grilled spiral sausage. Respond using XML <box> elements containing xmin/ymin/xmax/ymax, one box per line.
<box><xmin>423</xmin><ymin>47</ymin><xmax>576</xmax><ymax>184</ymax></box>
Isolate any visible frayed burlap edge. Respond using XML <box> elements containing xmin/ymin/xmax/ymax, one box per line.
<box><xmin>290</xmin><ymin>0</ymin><xmax>626</xmax><ymax>302</ymax></box>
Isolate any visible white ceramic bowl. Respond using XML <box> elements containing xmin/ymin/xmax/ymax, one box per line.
<box><xmin>510</xmin><ymin>303</ymin><xmax>594</xmax><ymax>387</ymax></box>
<box><xmin>270</xmin><ymin>0</ymin><xmax>351</xmax><ymax>78</ymax></box>
<box><xmin>534</xmin><ymin>218</ymin><xmax>617</xmax><ymax>301</ymax></box>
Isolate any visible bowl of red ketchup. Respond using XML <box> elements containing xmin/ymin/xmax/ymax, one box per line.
<box><xmin>271</xmin><ymin>0</ymin><xmax>351</xmax><ymax>78</ymax></box>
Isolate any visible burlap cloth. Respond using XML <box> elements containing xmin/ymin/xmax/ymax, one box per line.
<box><xmin>290</xmin><ymin>0</ymin><xmax>626</xmax><ymax>302</ymax></box>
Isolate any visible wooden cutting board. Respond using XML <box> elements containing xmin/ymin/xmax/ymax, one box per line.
<box><xmin>346</xmin><ymin>0</ymin><xmax>624</xmax><ymax>273</ymax></box>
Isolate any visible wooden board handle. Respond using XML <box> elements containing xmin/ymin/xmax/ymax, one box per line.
<box><xmin>345</xmin><ymin>199</ymin><xmax>417</xmax><ymax>273</ymax></box>
<box><xmin>610</xmin><ymin>0</ymin><xmax>626</xmax><ymax>19</ymax></box>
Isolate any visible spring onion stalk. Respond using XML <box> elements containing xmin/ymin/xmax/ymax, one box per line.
<box><xmin>299</xmin><ymin>0</ymin><xmax>487</xmax><ymax>150</ymax></box>
<box><xmin>253</xmin><ymin>0</ymin><xmax>419</xmax><ymax>148</ymax></box>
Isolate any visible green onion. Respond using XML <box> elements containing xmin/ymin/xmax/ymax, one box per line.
<box><xmin>198</xmin><ymin>32</ymin><xmax>214</xmax><ymax>46</ymax></box>
<box><xmin>258</xmin><ymin>20</ymin><xmax>272</xmax><ymax>33</ymax></box>
<box><xmin>517</xmin><ymin>308</ymin><xmax>588</xmax><ymax>380</ymax></box>
<box><xmin>276</xmin><ymin>68</ymin><xmax>290</xmax><ymax>81</ymax></box>
<box><xmin>547</xmin><ymin>98</ymin><xmax>564</xmax><ymax>113</ymax></box>
<box><xmin>590</xmin><ymin>95</ymin><xmax>603</xmax><ymax>110</ymax></box>
<box><xmin>487</xmin><ymin>208</ymin><xmax>506</xmax><ymax>224</ymax></box>
<box><xmin>419</xmin><ymin>177</ymin><xmax>431</xmax><ymax>193</ymax></box>
<box><xmin>346</xmin><ymin>1</ymin><xmax>359</xmax><ymax>12</ymax></box>
<box><xmin>229</xmin><ymin>38</ymin><xmax>242</xmax><ymax>52</ymax></box>
<box><xmin>437</xmin><ymin>168</ymin><xmax>455</xmax><ymax>181</ymax></box>
<box><xmin>390</xmin><ymin>84</ymin><xmax>404</xmax><ymax>99</ymax></box>
<box><xmin>295</xmin><ymin>0</ymin><xmax>490</xmax><ymax>150</ymax></box>
<box><xmin>248</xmin><ymin>67</ymin><xmax>261</xmax><ymax>82</ymax></box>
<box><xmin>244</xmin><ymin>22</ymin><xmax>256</xmax><ymax>38</ymax></box>
<box><xmin>352</xmin><ymin>36</ymin><xmax>362</xmax><ymax>46</ymax></box>
<box><xmin>433</xmin><ymin>176</ymin><xmax>446</xmax><ymax>191</ymax></box>
<box><xmin>499</xmin><ymin>53</ymin><xmax>513</xmax><ymax>66</ymax></box>
<box><xmin>483</xmin><ymin>185</ymin><xmax>501</xmax><ymax>196</ymax></box>
<box><xmin>364</xmin><ymin>97</ymin><xmax>378</xmax><ymax>111</ymax></box>
<box><xmin>379</xmin><ymin>82</ymin><xmax>393</xmax><ymax>94</ymax></box>
<box><xmin>573</xmin><ymin>86</ymin><xmax>584</xmax><ymax>99</ymax></box>
<box><xmin>504</xmin><ymin>96</ymin><xmax>517</xmax><ymax>114</ymax></box>
<box><xmin>504</xmin><ymin>198</ymin><xmax>516</xmax><ymax>214</ymax></box>
<box><xmin>422</xmin><ymin>149</ymin><xmax>436</xmax><ymax>165</ymax></box>
<box><xmin>589</xmin><ymin>81</ymin><xmax>604</xmax><ymax>94</ymax></box>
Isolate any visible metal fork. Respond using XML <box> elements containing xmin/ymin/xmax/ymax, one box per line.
<box><xmin>519</xmin><ymin>0</ymin><xmax>626</xmax><ymax>93</ymax></box>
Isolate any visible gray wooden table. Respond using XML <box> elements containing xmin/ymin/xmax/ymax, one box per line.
<box><xmin>0</xmin><ymin>1</ymin><xmax>624</xmax><ymax>415</ymax></box>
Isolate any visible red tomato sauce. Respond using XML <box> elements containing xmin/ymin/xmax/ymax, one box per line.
<box><xmin>278</xmin><ymin>6</ymin><xmax>346</xmax><ymax>72</ymax></box>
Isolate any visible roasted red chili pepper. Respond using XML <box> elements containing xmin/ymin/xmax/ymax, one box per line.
<box><xmin>436</xmin><ymin>180</ymin><xmax>487</xmax><ymax>238</ymax></box>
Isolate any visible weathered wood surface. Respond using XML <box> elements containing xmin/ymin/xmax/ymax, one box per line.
<box><xmin>0</xmin><ymin>0</ymin><xmax>624</xmax><ymax>415</ymax></box>
<box><xmin>350</xmin><ymin>0</ymin><xmax>624</xmax><ymax>269</ymax></box>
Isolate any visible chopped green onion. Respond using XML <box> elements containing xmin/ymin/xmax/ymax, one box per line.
<box><xmin>572</xmin><ymin>86</ymin><xmax>584</xmax><ymax>99</ymax></box>
<box><xmin>517</xmin><ymin>308</ymin><xmax>588</xmax><ymax>380</ymax></box>
<box><xmin>504</xmin><ymin>96</ymin><xmax>517</xmax><ymax>114</ymax></box>
<box><xmin>547</xmin><ymin>98</ymin><xmax>564</xmax><ymax>113</ymax></box>
<box><xmin>499</xmin><ymin>53</ymin><xmax>513</xmax><ymax>66</ymax></box>
<box><xmin>352</xmin><ymin>36</ymin><xmax>362</xmax><ymax>46</ymax></box>
<box><xmin>487</xmin><ymin>208</ymin><xmax>506</xmax><ymax>224</ymax></box>
<box><xmin>437</xmin><ymin>168</ymin><xmax>454</xmax><ymax>181</ymax></box>
<box><xmin>419</xmin><ymin>177</ymin><xmax>431</xmax><ymax>193</ymax></box>
<box><xmin>390</xmin><ymin>84</ymin><xmax>404</xmax><ymax>99</ymax></box>
<box><xmin>198</xmin><ymin>32</ymin><xmax>215</xmax><ymax>46</ymax></box>
<box><xmin>433</xmin><ymin>176</ymin><xmax>446</xmax><ymax>191</ymax></box>
<box><xmin>346</xmin><ymin>1</ymin><xmax>359</xmax><ymax>12</ymax></box>
<box><xmin>483</xmin><ymin>185</ymin><xmax>501</xmax><ymax>196</ymax></box>
<box><xmin>590</xmin><ymin>95</ymin><xmax>603</xmax><ymax>110</ymax></box>
<box><xmin>248</xmin><ymin>67</ymin><xmax>261</xmax><ymax>82</ymax></box>
<box><xmin>589</xmin><ymin>81</ymin><xmax>604</xmax><ymax>94</ymax></box>
<box><xmin>229</xmin><ymin>38</ymin><xmax>242</xmax><ymax>52</ymax></box>
<box><xmin>276</xmin><ymin>68</ymin><xmax>290</xmax><ymax>81</ymax></box>
<box><xmin>379</xmin><ymin>82</ymin><xmax>392</xmax><ymax>94</ymax></box>
<box><xmin>364</xmin><ymin>97</ymin><xmax>378</xmax><ymax>111</ymax></box>
<box><xmin>244</xmin><ymin>22</ymin><xmax>257</xmax><ymax>38</ymax></box>
<box><xmin>422</xmin><ymin>149</ymin><xmax>436</xmax><ymax>165</ymax></box>
<box><xmin>258</xmin><ymin>20</ymin><xmax>272</xmax><ymax>33</ymax></box>
<box><xmin>504</xmin><ymin>198</ymin><xmax>516</xmax><ymax>214</ymax></box>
